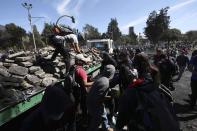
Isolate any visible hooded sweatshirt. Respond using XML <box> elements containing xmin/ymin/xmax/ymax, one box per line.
<box><xmin>87</xmin><ymin>65</ymin><xmax>115</xmax><ymax>109</ymax></box>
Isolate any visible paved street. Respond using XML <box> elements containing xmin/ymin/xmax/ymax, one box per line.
<box><xmin>173</xmin><ymin>70</ymin><xmax>197</xmax><ymax>131</ymax></box>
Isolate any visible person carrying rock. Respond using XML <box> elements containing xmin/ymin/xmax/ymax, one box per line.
<box><xmin>49</xmin><ymin>25</ymin><xmax>83</xmax><ymax>73</ymax></box>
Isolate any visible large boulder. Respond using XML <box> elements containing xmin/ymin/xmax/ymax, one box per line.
<box><xmin>15</xmin><ymin>56</ymin><xmax>32</xmax><ymax>62</ymax></box>
<box><xmin>34</xmin><ymin>70</ymin><xmax>45</xmax><ymax>78</ymax></box>
<box><xmin>4</xmin><ymin>59</ymin><xmax>15</xmax><ymax>63</ymax></box>
<box><xmin>8</xmin><ymin>65</ymin><xmax>28</xmax><ymax>76</ymax></box>
<box><xmin>19</xmin><ymin>62</ymin><xmax>33</xmax><ymax>67</ymax></box>
<box><xmin>41</xmin><ymin>77</ymin><xmax>57</xmax><ymax>87</ymax></box>
<box><xmin>0</xmin><ymin>75</ymin><xmax>24</xmax><ymax>83</ymax></box>
<box><xmin>3</xmin><ymin>63</ymin><xmax>18</xmax><ymax>67</ymax></box>
<box><xmin>26</xmin><ymin>75</ymin><xmax>41</xmax><ymax>85</ymax></box>
<box><xmin>29</xmin><ymin>66</ymin><xmax>41</xmax><ymax>74</ymax></box>
<box><xmin>21</xmin><ymin>81</ymin><xmax>33</xmax><ymax>89</ymax></box>
<box><xmin>8</xmin><ymin>51</ymin><xmax>25</xmax><ymax>59</ymax></box>
<box><xmin>1</xmin><ymin>82</ymin><xmax>21</xmax><ymax>87</ymax></box>
<box><xmin>0</xmin><ymin>67</ymin><xmax>10</xmax><ymax>77</ymax></box>
<box><xmin>44</xmin><ymin>73</ymin><xmax>53</xmax><ymax>78</ymax></box>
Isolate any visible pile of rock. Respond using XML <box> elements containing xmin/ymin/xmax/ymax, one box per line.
<box><xmin>0</xmin><ymin>47</ymin><xmax>59</xmax><ymax>91</ymax></box>
<box><xmin>0</xmin><ymin>46</ymin><xmax>102</xmax><ymax>91</ymax></box>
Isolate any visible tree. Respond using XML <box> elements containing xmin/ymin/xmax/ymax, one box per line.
<box><xmin>144</xmin><ymin>7</ymin><xmax>170</xmax><ymax>45</ymax></box>
<box><xmin>185</xmin><ymin>31</ymin><xmax>197</xmax><ymax>44</ymax></box>
<box><xmin>5</xmin><ymin>23</ymin><xmax>26</xmax><ymax>49</ymax></box>
<box><xmin>0</xmin><ymin>29</ymin><xmax>12</xmax><ymax>49</ymax></box>
<box><xmin>106</xmin><ymin>18</ymin><xmax>121</xmax><ymax>42</ymax></box>
<box><xmin>121</xmin><ymin>35</ymin><xmax>131</xmax><ymax>44</ymax></box>
<box><xmin>161</xmin><ymin>28</ymin><xmax>181</xmax><ymax>44</ymax></box>
<box><xmin>83</xmin><ymin>24</ymin><xmax>101</xmax><ymax>40</ymax></box>
<box><xmin>41</xmin><ymin>23</ymin><xmax>53</xmax><ymax>44</ymax></box>
<box><xmin>129</xmin><ymin>32</ymin><xmax>137</xmax><ymax>44</ymax></box>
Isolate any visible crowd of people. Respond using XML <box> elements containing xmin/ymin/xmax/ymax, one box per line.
<box><xmin>19</xmin><ymin>25</ymin><xmax>197</xmax><ymax>131</ymax></box>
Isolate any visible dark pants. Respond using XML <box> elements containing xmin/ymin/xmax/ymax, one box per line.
<box><xmin>65</xmin><ymin>55</ymin><xmax>75</xmax><ymax>73</ymax></box>
<box><xmin>80</xmin><ymin>88</ymin><xmax>87</xmax><ymax>117</ymax></box>
<box><xmin>190</xmin><ymin>80</ymin><xmax>197</xmax><ymax>107</ymax></box>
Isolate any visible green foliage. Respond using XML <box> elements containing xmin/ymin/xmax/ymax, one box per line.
<box><xmin>185</xmin><ymin>30</ymin><xmax>197</xmax><ymax>43</ymax></box>
<box><xmin>144</xmin><ymin>7</ymin><xmax>170</xmax><ymax>45</ymax></box>
<box><xmin>83</xmin><ymin>24</ymin><xmax>101</xmax><ymax>40</ymax></box>
<box><xmin>121</xmin><ymin>35</ymin><xmax>131</xmax><ymax>44</ymax></box>
<box><xmin>129</xmin><ymin>32</ymin><xmax>137</xmax><ymax>44</ymax></box>
<box><xmin>121</xmin><ymin>34</ymin><xmax>137</xmax><ymax>45</ymax></box>
<box><xmin>106</xmin><ymin>18</ymin><xmax>121</xmax><ymax>41</ymax></box>
<box><xmin>0</xmin><ymin>30</ymin><xmax>12</xmax><ymax>49</ymax></box>
<box><xmin>41</xmin><ymin>23</ymin><xmax>53</xmax><ymax>44</ymax></box>
<box><xmin>4</xmin><ymin>23</ymin><xmax>26</xmax><ymax>48</ymax></box>
<box><xmin>161</xmin><ymin>28</ymin><xmax>182</xmax><ymax>43</ymax></box>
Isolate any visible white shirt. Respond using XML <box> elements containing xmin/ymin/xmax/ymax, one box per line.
<box><xmin>55</xmin><ymin>34</ymin><xmax>78</xmax><ymax>44</ymax></box>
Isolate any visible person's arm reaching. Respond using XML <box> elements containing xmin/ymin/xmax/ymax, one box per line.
<box><xmin>51</xmin><ymin>49</ymin><xmax>59</xmax><ymax>61</ymax></box>
<box><xmin>77</xmin><ymin>67</ymin><xmax>94</xmax><ymax>89</ymax></box>
<box><xmin>75</xmin><ymin>43</ymin><xmax>81</xmax><ymax>53</ymax></box>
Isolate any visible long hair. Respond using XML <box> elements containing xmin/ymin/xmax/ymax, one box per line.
<box><xmin>133</xmin><ymin>53</ymin><xmax>160</xmax><ymax>85</ymax></box>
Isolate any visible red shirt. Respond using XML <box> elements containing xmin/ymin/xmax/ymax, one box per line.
<box><xmin>75</xmin><ymin>66</ymin><xmax>88</xmax><ymax>88</ymax></box>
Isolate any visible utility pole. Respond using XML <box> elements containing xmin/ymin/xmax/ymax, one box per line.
<box><xmin>22</xmin><ymin>2</ymin><xmax>37</xmax><ymax>52</ymax></box>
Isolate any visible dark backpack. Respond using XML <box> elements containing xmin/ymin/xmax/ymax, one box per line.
<box><xmin>63</xmin><ymin>66</ymin><xmax>81</xmax><ymax>104</ymax></box>
<box><xmin>129</xmin><ymin>84</ymin><xmax>180</xmax><ymax>131</ymax></box>
<box><xmin>158</xmin><ymin>58</ymin><xmax>177</xmax><ymax>77</ymax></box>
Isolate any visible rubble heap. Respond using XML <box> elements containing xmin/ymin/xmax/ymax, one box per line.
<box><xmin>0</xmin><ymin>46</ymin><xmax>102</xmax><ymax>107</ymax></box>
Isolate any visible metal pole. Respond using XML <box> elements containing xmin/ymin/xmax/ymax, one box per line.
<box><xmin>28</xmin><ymin>9</ymin><xmax>37</xmax><ymax>52</ymax></box>
<box><xmin>22</xmin><ymin>3</ymin><xmax>37</xmax><ymax>52</ymax></box>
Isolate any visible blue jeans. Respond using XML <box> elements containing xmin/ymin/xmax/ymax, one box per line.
<box><xmin>87</xmin><ymin>104</ymin><xmax>110</xmax><ymax>131</ymax></box>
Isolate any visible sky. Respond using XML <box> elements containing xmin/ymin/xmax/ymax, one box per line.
<box><xmin>0</xmin><ymin>0</ymin><xmax>197</xmax><ymax>35</ymax></box>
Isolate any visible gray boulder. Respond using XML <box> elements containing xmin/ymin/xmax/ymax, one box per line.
<box><xmin>0</xmin><ymin>75</ymin><xmax>24</xmax><ymax>83</ymax></box>
<box><xmin>3</xmin><ymin>63</ymin><xmax>18</xmax><ymax>67</ymax></box>
<box><xmin>4</xmin><ymin>59</ymin><xmax>15</xmax><ymax>63</ymax></box>
<box><xmin>15</xmin><ymin>56</ymin><xmax>32</xmax><ymax>62</ymax></box>
<box><xmin>1</xmin><ymin>82</ymin><xmax>21</xmax><ymax>87</ymax></box>
<box><xmin>26</xmin><ymin>75</ymin><xmax>40</xmax><ymax>85</ymax></box>
<box><xmin>0</xmin><ymin>68</ymin><xmax>10</xmax><ymax>77</ymax></box>
<box><xmin>8</xmin><ymin>65</ymin><xmax>28</xmax><ymax>76</ymax></box>
<box><xmin>41</xmin><ymin>77</ymin><xmax>57</xmax><ymax>87</ymax></box>
<box><xmin>29</xmin><ymin>66</ymin><xmax>41</xmax><ymax>74</ymax></box>
<box><xmin>21</xmin><ymin>81</ymin><xmax>33</xmax><ymax>89</ymax></box>
<box><xmin>34</xmin><ymin>70</ymin><xmax>45</xmax><ymax>78</ymax></box>
<box><xmin>19</xmin><ymin>62</ymin><xmax>33</xmax><ymax>67</ymax></box>
<box><xmin>8</xmin><ymin>51</ymin><xmax>25</xmax><ymax>59</ymax></box>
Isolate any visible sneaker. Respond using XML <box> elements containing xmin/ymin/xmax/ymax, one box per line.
<box><xmin>112</xmin><ymin>116</ymin><xmax>116</xmax><ymax>125</ymax></box>
<box><xmin>107</xmin><ymin>127</ymin><xmax>114</xmax><ymax>131</ymax></box>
